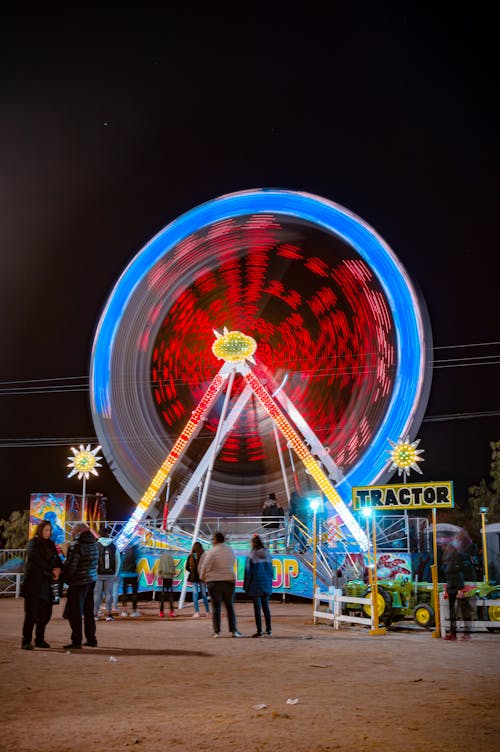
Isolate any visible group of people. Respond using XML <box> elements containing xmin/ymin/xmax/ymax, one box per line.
<box><xmin>21</xmin><ymin>520</ymin><xmax>276</xmax><ymax>648</ymax></box>
<box><xmin>22</xmin><ymin>520</ymin><xmax>144</xmax><ymax>650</ymax></box>
<box><xmin>22</xmin><ymin>520</ymin><xmax>99</xmax><ymax>650</ymax></box>
<box><xmin>187</xmin><ymin>531</ymin><xmax>273</xmax><ymax>638</ymax></box>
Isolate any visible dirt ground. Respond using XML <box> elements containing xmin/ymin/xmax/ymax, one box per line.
<box><xmin>1</xmin><ymin>597</ymin><xmax>499</xmax><ymax>752</ymax></box>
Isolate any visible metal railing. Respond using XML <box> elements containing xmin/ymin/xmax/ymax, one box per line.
<box><xmin>0</xmin><ymin>548</ymin><xmax>27</xmax><ymax>568</ymax></box>
<box><xmin>0</xmin><ymin>572</ymin><xmax>23</xmax><ymax>597</ymax></box>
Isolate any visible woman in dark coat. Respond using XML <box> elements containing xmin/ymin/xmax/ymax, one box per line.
<box><xmin>243</xmin><ymin>535</ymin><xmax>274</xmax><ymax>637</ymax></box>
<box><xmin>21</xmin><ymin>520</ymin><xmax>62</xmax><ymax>649</ymax></box>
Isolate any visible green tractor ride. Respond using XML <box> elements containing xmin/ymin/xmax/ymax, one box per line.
<box><xmin>345</xmin><ymin>577</ymin><xmax>441</xmax><ymax>629</ymax></box>
<box><xmin>344</xmin><ymin>578</ymin><xmax>500</xmax><ymax>630</ymax></box>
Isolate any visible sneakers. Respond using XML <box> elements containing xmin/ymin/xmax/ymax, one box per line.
<box><xmin>232</xmin><ymin>630</ymin><xmax>243</xmax><ymax>638</ymax></box>
<box><xmin>192</xmin><ymin>612</ymin><xmax>200</xmax><ymax>619</ymax></box>
<box><xmin>265</xmin><ymin>630</ymin><xmax>272</xmax><ymax>637</ymax></box>
<box><xmin>22</xmin><ymin>642</ymin><xmax>34</xmax><ymax>650</ymax></box>
<box><xmin>105</xmin><ymin>615</ymin><xmax>115</xmax><ymax>622</ymax></box>
<box><xmin>159</xmin><ymin>611</ymin><xmax>165</xmax><ymax>618</ymax></box>
<box><xmin>35</xmin><ymin>640</ymin><xmax>51</xmax><ymax>648</ymax></box>
<box><xmin>168</xmin><ymin>611</ymin><xmax>176</xmax><ymax>617</ymax></box>
<box><xmin>131</xmin><ymin>611</ymin><xmax>141</xmax><ymax>618</ymax></box>
<box><xmin>213</xmin><ymin>633</ymin><xmax>220</xmax><ymax>638</ymax></box>
<box><xmin>444</xmin><ymin>634</ymin><xmax>457</xmax><ymax>641</ymax></box>
<box><xmin>252</xmin><ymin>632</ymin><xmax>262</xmax><ymax>638</ymax></box>
<box><xmin>120</xmin><ymin>611</ymin><xmax>128</xmax><ymax>618</ymax></box>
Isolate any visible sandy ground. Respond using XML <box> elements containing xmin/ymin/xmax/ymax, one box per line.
<box><xmin>1</xmin><ymin>596</ymin><xmax>499</xmax><ymax>752</ymax></box>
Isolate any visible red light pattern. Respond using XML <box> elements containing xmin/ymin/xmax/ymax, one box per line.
<box><xmin>149</xmin><ymin>214</ymin><xmax>396</xmax><ymax>498</ymax></box>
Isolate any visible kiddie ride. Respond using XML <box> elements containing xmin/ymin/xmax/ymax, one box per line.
<box><xmin>344</xmin><ymin>577</ymin><xmax>500</xmax><ymax>631</ymax></box>
<box><xmin>345</xmin><ymin>576</ymin><xmax>441</xmax><ymax>629</ymax></box>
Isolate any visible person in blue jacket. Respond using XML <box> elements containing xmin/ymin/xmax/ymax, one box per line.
<box><xmin>243</xmin><ymin>534</ymin><xmax>274</xmax><ymax>637</ymax></box>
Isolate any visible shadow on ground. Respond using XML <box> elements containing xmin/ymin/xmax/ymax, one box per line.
<box><xmin>51</xmin><ymin>647</ymin><xmax>213</xmax><ymax>657</ymax></box>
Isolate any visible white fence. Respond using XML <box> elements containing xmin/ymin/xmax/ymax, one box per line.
<box><xmin>313</xmin><ymin>587</ymin><xmax>374</xmax><ymax>630</ymax></box>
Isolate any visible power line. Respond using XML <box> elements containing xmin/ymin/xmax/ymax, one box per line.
<box><xmin>1</xmin><ymin>408</ymin><xmax>499</xmax><ymax>448</ymax></box>
<box><xmin>1</xmin><ymin>357</ymin><xmax>500</xmax><ymax>395</ymax></box>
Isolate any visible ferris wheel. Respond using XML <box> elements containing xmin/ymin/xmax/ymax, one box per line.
<box><xmin>90</xmin><ymin>189</ymin><xmax>432</xmax><ymax>532</ymax></box>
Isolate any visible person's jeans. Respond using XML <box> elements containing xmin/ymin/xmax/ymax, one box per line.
<box><xmin>121</xmin><ymin>576</ymin><xmax>138</xmax><ymax>610</ymax></box>
<box><xmin>94</xmin><ymin>577</ymin><xmax>115</xmax><ymax>616</ymax></box>
<box><xmin>159</xmin><ymin>578</ymin><xmax>174</xmax><ymax>613</ymax></box>
<box><xmin>252</xmin><ymin>594</ymin><xmax>271</xmax><ymax>634</ymax></box>
<box><xmin>191</xmin><ymin>581</ymin><xmax>210</xmax><ymax>613</ymax></box>
<box><xmin>448</xmin><ymin>590</ymin><xmax>471</xmax><ymax>634</ymax></box>
<box><xmin>22</xmin><ymin>595</ymin><xmax>53</xmax><ymax>645</ymax></box>
<box><xmin>207</xmin><ymin>581</ymin><xmax>237</xmax><ymax>633</ymax></box>
<box><xmin>67</xmin><ymin>582</ymin><xmax>96</xmax><ymax>645</ymax></box>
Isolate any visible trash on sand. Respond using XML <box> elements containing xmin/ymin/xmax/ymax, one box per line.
<box><xmin>253</xmin><ymin>704</ymin><xmax>267</xmax><ymax>710</ymax></box>
<box><xmin>109</xmin><ymin>656</ymin><xmax>118</xmax><ymax>662</ymax></box>
<box><xmin>286</xmin><ymin>698</ymin><xmax>300</xmax><ymax>705</ymax></box>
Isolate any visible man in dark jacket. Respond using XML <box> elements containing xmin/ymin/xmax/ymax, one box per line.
<box><xmin>443</xmin><ymin>543</ymin><xmax>471</xmax><ymax>640</ymax></box>
<box><xmin>64</xmin><ymin>523</ymin><xmax>99</xmax><ymax>649</ymax></box>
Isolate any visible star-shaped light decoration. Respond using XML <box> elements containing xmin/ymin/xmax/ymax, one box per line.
<box><xmin>211</xmin><ymin>327</ymin><xmax>257</xmax><ymax>363</ymax></box>
<box><xmin>387</xmin><ymin>436</ymin><xmax>424</xmax><ymax>482</ymax></box>
<box><xmin>67</xmin><ymin>444</ymin><xmax>103</xmax><ymax>480</ymax></box>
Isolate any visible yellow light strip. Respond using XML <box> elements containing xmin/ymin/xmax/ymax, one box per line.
<box><xmin>116</xmin><ymin>371</ymin><xmax>227</xmax><ymax>548</ymax></box>
<box><xmin>245</xmin><ymin>371</ymin><xmax>368</xmax><ymax>549</ymax></box>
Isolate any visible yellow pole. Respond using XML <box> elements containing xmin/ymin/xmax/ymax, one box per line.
<box><xmin>365</xmin><ymin>516</ymin><xmax>372</xmax><ymax>589</ymax></box>
<box><xmin>481</xmin><ymin>511</ymin><xmax>489</xmax><ymax>583</ymax></box>
<box><xmin>431</xmin><ymin>508</ymin><xmax>441</xmax><ymax>638</ymax></box>
<box><xmin>370</xmin><ymin>510</ymin><xmax>386</xmax><ymax>635</ymax></box>
<box><xmin>312</xmin><ymin>508</ymin><xmax>317</xmax><ymax>618</ymax></box>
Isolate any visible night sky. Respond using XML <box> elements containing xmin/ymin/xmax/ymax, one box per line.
<box><xmin>1</xmin><ymin>5</ymin><xmax>498</xmax><ymax>521</ymax></box>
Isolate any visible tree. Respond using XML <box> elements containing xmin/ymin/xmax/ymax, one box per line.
<box><xmin>468</xmin><ymin>440</ymin><xmax>500</xmax><ymax>527</ymax></box>
<box><xmin>0</xmin><ymin>510</ymin><xmax>30</xmax><ymax>549</ymax></box>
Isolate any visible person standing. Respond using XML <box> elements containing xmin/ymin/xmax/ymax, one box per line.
<box><xmin>120</xmin><ymin>542</ymin><xmax>141</xmax><ymax>617</ymax></box>
<box><xmin>244</xmin><ymin>534</ymin><xmax>273</xmax><ymax>637</ymax></box>
<box><xmin>186</xmin><ymin>541</ymin><xmax>210</xmax><ymax>618</ymax></box>
<box><xmin>21</xmin><ymin>520</ymin><xmax>62</xmax><ymax>649</ymax></box>
<box><xmin>63</xmin><ymin>523</ymin><xmax>99</xmax><ymax>649</ymax></box>
<box><xmin>261</xmin><ymin>495</ymin><xmax>274</xmax><ymax>529</ymax></box>
<box><xmin>94</xmin><ymin>534</ymin><xmax>120</xmax><ymax>621</ymax></box>
<box><xmin>199</xmin><ymin>532</ymin><xmax>242</xmax><ymax>637</ymax></box>
<box><xmin>443</xmin><ymin>542</ymin><xmax>472</xmax><ymax>640</ymax></box>
<box><xmin>267</xmin><ymin>495</ymin><xmax>284</xmax><ymax>552</ymax></box>
<box><xmin>157</xmin><ymin>549</ymin><xmax>177</xmax><ymax>617</ymax></box>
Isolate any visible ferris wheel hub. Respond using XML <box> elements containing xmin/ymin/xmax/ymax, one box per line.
<box><xmin>212</xmin><ymin>327</ymin><xmax>257</xmax><ymax>363</ymax></box>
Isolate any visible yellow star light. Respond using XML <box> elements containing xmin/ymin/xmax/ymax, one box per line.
<box><xmin>212</xmin><ymin>327</ymin><xmax>257</xmax><ymax>363</ymax></box>
<box><xmin>387</xmin><ymin>436</ymin><xmax>424</xmax><ymax>482</ymax></box>
<box><xmin>68</xmin><ymin>444</ymin><xmax>103</xmax><ymax>480</ymax></box>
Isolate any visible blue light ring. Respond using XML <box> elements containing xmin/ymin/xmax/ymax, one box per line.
<box><xmin>91</xmin><ymin>189</ymin><xmax>431</xmax><ymax>494</ymax></box>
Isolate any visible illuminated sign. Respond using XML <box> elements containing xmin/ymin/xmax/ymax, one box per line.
<box><xmin>352</xmin><ymin>481</ymin><xmax>454</xmax><ymax>511</ymax></box>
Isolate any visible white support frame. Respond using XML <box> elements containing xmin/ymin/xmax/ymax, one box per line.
<box><xmin>168</xmin><ymin>383</ymin><xmax>254</xmax><ymax>525</ymax></box>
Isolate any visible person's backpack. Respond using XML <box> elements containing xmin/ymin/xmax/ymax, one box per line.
<box><xmin>97</xmin><ymin>541</ymin><xmax>117</xmax><ymax>575</ymax></box>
